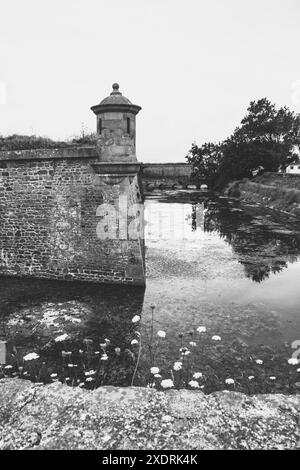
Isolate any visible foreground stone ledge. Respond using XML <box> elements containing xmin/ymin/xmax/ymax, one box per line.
<box><xmin>0</xmin><ymin>379</ymin><xmax>299</xmax><ymax>450</ymax></box>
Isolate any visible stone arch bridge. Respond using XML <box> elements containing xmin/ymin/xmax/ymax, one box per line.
<box><xmin>140</xmin><ymin>163</ymin><xmax>207</xmax><ymax>190</ymax></box>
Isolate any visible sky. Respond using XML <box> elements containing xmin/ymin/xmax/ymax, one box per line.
<box><xmin>0</xmin><ymin>0</ymin><xmax>299</xmax><ymax>162</ymax></box>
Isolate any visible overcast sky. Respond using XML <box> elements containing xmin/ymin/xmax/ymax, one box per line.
<box><xmin>0</xmin><ymin>0</ymin><xmax>299</xmax><ymax>162</ymax></box>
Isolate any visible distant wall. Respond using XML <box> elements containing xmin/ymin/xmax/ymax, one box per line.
<box><xmin>0</xmin><ymin>147</ymin><xmax>145</xmax><ymax>285</ymax></box>
<box><xmin>141</xmin><ymin>163</ymin><xmax>201</xmax><ymax>189</ymax></box>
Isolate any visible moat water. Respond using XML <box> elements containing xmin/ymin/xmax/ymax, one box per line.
<box><xmin>1</xmin><ymin>191</ymin><xmax>300</xmax><ymax>393</ymax></box>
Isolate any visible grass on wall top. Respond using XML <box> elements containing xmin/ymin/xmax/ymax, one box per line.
<box><xmin>0</xmin><ymin>134</ymin><xmax>98</xmax><ymax>151</ymax></box>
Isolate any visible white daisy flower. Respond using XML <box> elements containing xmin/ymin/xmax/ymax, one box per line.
<box><xmin>131</xmin><ymin>315</ymin><xmax>141</xmax><ymax>323</ymax></box>
<box><xmin>288</xmin><ymin>358</ymin><xmax>299</xmax><ymax>365</ymax></box>
<box><xmin>188</xmin><ymin>380</ymin><xmax>200</xmax><ymax>388</ymax></box>
<box><xmin>161</xmin><ymin>379</ymin><xmax>174</xmax><ymax>389</ymax></box>
<box><xmin>54</xmin><ymin>334</ymin><xmax>68</xmax><ymax>342</ymax></box>
<box><xmin>193</xmin><ymin>372</ymin><xmax>203</xmax><ymax>379</ymax></box>
<box><xmin>212</xmin><ymin>335</ymin><xmax>221</xmax><ymax>341</ymax></box>
<box><xmin>225</xmin><ymin>378</ymin><xmax>234</xmax><ymax>385</ymax></box>
<box><xmin>23</xmin><ymin>352</ymin><xmax>40</xmax><ymax>361</ymax></box>
<box><xmin>197</xmin><ymin>326</ymin><xmax>206</xmax><ymax>333</ymax></box>
<box><xmin>157</xmin><ymin>330</ymin><xmax>166</xmax><ymax>338</ymax></box>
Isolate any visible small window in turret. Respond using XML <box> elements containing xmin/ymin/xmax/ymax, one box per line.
<box><xmin>127</xmin><ymin>117</ymin><xmax>130</xmax><ymax>135</ymax></box>
<box><xmin>98</xmin><ymin>118</ymin><xmax>102</xmax><ymax>134</ymax></box>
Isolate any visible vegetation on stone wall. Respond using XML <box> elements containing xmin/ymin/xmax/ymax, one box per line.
<box><xmin>0</xmin><ymin>133</ymin><xmax>98</xmax><ymax>151</ymax></box>
<box><xmin>226</xmin><ymin>173</ymin><xmax>300</xmax><ymax>217</ymax></box>
<box><xmin>187</xmin><ymin>98</ymin><xmax>300</xmax><ymax>189</ymax></box>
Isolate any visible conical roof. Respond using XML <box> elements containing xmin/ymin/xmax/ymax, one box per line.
<box><xmin>91</xmin><ymin>83</ymin><xmax>141</xmax><ymax>115</ymax></box>
<box><xmin>99</xmin><ymin>83</ymin><xmax>132</xmax><ymax>105</ymax></box>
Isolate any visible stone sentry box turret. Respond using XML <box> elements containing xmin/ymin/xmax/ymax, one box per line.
<box><xmin>90</xmin><ymin>83</ymin><xmax>145</xmax><ymax>285</ymax></box>
<box><xmin>0</xmin><ymin>84</ymin><xmax>145</xmax><ymax>286</ymax></box>
<box><xmin>91</xmin><ymin>83</ymin><xmax>141</xmax><ymax>163</ymax></box>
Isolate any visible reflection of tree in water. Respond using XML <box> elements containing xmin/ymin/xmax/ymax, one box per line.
<box><xmin>193</xmin><ymin>199</ymin><xmax>300</xmax><ymax>282</ymax></box>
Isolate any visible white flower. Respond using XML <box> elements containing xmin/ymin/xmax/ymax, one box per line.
<box><xmin>154</xmin><ymin>374</ymin><xmax>162</xmax><ymax>378</ymax></box>
<box><xmin>288</xmin><ymin>358</ymin><xmax>299</xmax><ymax>365</ymax></box>
<box><xmin>23</xmin><ymin>352</ymin><xmax>40</xmax><ymax>361</ymax></box>
<box><xmin>161</xmin><ymin>379</ymin><xmax>174</xmax><ymax>389</ymax></box>
<box><xmin>4</xmin><ymin>365</ymin><xmax>13</xmax><ymax>369</ymax></box>
<box><xmin>173</xmin><ymin>361</ymin><xmax>183</xmax><ymax>371</ymax></box>
<box><xmin>85</xmin><ymin>377</ymin><xmax>95</xmax><ymax>382</ymax></box>
<box><xmin>150</xmin><ymin>367</ymin><xmax>160</xmax><ymax>375</ymax></box>
<box><xmin>189</xmin><ymin>341</ymin><xmax>197</xmax><ymax>347</ymax></box>
<box><xmin>197</xmin><ymin>326</ymin><xmax>206</xmax><ymax>333</ymax></box>
<box><xmin>132</xmin><ymin>315</ymin><xmax>141</xmax><ymax>323</ymax></box>
<box><xmin>193</xmin><ymin>372</ymin><xmax>203</xmax><ymax>379</ymax></box>
<box><xmin>157</xmin><ymin>330</ymin><xmax>166</xmax><ymax>338</ymax></box>
<box><xmin>269</xmin><ymin>376</ymin><xmax>276</xmax><ymax>381</ymax></box>
<box><xmin>50</xmin><ymin>373</ymin><xmax>58</xmax><ymax>378</ymax></box>
<box><xmin>101</xmin><ymin>354</ymin><xmax>108</xmax><ymax>361</ymax></box>
<box><xmin>54</xmin><ymin>333</ymin><xmax>68</xmax><ymax>342</ymax></box>
<box><xmin>225</xmin><ymin>378</ymin><xmax>235</xmax><ymax>385</ymax></box>
<box><xmin>84</xmin><ymin>370</ymin><xmax>96</xmax><ymax>376</ymax></box>
<box><xmin>212</xmin><ymin>335</ymin><xmax>221</xmax><ymax>341</ymax></box>
<box><xmin>67</xmin><ymin>363</ymin><xmax>74</xmax><ymax>368</ymax></box>
<box><xmin>131</xmin><ymin>339</ymin><xmax>139</xmax><ymax>345</ymax></box>
<box><xmin>297</xmin><ymin>368</ymin><xmax>300</xmax><ymax>372</ymax></box>
<box><xmin>180</xmin><ymin>348</ymin><xmax>191</xmax><ymax>356</ymax></box>
<box><xmin>188</xmin><ymin>380</ymin><xmax>200</xmax><ymax>388</ymax></box>
<box><xmin>79</xmin><ymin>382</ymin><xmax>85</xmax><ymax>387</ymax></box>
<box><xmin>255</xmin><ymin>359</ymin><xmax>263</xmax><ymax>365</ymax></box>
<box><xmin>248</xmin><ymin>376</ymin><xmax>254</xmax><ymax>380</ymax></box>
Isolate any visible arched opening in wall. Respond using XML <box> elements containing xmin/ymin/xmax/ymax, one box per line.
<box><xmin>127</xmin><ymin>118</ymin><xmax>130</xmax><ymax>135</ymax></box>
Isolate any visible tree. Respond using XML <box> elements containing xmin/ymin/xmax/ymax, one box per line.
<box><xmin>186</xmin><ymin>98</ymin><xmax>300</xmax><ymax>188</ymax></box>
<box><xmin>186</xmin><ymin>141</ymin><xmax>224</xmax><ymax>186</ymax></box>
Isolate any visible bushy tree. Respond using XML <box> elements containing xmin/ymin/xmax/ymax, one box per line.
<box><xmin>187</xmin><ymin>98</ymin><xmax>300</xmax><ymax>188</ymax></box>
<box><xmin>186</xmin><ymin>141</ymin><xmax>224</xmax><ymax>186</ymax></box>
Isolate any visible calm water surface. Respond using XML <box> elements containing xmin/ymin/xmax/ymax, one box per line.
<box><xmin>1</xmin><ymin>191</ymin><xmax>300</xmax><ymax>393</ymax></box>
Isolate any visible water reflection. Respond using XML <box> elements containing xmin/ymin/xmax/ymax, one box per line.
<box><xmin>204</xmin><ymin>198</ymin><xmax>300</xmax><ymax>282</ymax></box>
<box><xmin>145</xmin><ymin>192</ymin><xmax>300</xmax><ymax>282</ymax></box>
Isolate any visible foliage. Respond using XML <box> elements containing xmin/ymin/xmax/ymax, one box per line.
<box><xmin>0</xmin><ymin>133</ymin><xmax>98</xmax><ymax>151</ymax></box>
<box><xmin>186</xmin><ymin>98</ymin><xmax>300</xmax><ymax>188</ymax></box>
<box><xmin>186</xmin><ymin>141</ymin><xmax>224</xmax><ymax>186</ymax></box>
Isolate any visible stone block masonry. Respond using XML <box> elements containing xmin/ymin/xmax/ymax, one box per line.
<box><xmin>0</xmin><ymin>147</ymin><xmax>145</xmax><ymax>286</ymax></box>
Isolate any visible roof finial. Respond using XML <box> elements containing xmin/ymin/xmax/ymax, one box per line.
<box><xmin>111</xmin><ymin>83</ymin><xmax>121</xmax><ymax>95</ymax></box>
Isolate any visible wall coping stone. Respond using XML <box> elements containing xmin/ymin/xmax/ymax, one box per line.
<box><xmin>0</xmin><ymin>378</ymin><xmax>299</xmax><ymax>450</ymax></box>
<box><xmin>0</xmin><ymin>146</ymin><xmax>98</xmax><ymax>162</ymax></box>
